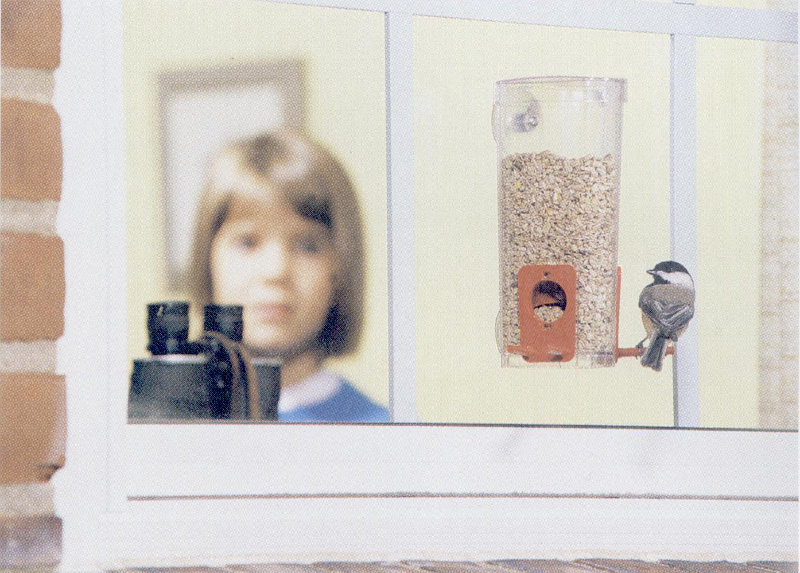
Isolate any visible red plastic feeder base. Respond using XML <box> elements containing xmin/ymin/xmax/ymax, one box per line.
<box><xmin>506</xmin><ymin>264</ymin><xmax>576</xmax><ymax>363</ymax></box>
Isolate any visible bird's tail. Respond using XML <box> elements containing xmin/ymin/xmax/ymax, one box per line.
<box><xmin>641</xmin><ymin>332</ymin><xmax>669</xmax><ymax>371</ymax></box>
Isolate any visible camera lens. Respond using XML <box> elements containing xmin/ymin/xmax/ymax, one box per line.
<box><xmin>147</xmin><ymin>301</ymin><xmax>190</xmax><ymax>355</ymax></box>
<box><xmin>203</xmin><ymin>304</ymin><xmax>243</xmax><ymax>342</ymax></box>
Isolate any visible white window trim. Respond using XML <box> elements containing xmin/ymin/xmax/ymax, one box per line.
<box><xmin>52</xmin><ymin>0</ymin><xmax>798</xmax><ymax>570</ymax></box>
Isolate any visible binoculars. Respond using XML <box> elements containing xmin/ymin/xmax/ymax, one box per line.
<box><xmin>128</xmin><ymin>302</ymin><xmax>281</xmax><ymax>421</ymax></box>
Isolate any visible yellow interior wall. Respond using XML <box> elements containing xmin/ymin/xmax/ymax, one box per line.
<box><xmin>412</xmin><ymin>17</ymin><xmax>764</xmax><ymax>427</ymax></box>
<box><xmin>697</xmin><ymin>36</ymin><xmax>765</xmax><ymax>429</ymax></box>
<box><xmin>123</xmin><ymin>0</ymin><xmax>389</xmax><ymax>407</ymax></box>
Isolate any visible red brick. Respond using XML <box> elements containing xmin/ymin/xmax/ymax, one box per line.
<box><xmin>0</xmin><ymin>373</ymin><xmax>66</xmax><ymax>484</ymax></box>
<box><xmin>1</xmin><ymin>0</ymin><xmax>61</xmax><ymax>69</ymax></box>
<box><xmin>662</xmin><ymin>563</ymin><xmax>767</xmax><ymax>573</ymax></box>
<box><xmin>403</xmin><ymin>563</ymin><xmax>509</xmax><ymax>572</ymax></box>
<box><xmin>127</xmin><ymin>569</ymin><xmax>235</xmax><ymax>573</ymax></box>
<box><xmin>230</xmin><ymin>566</ymin><xmax>333</xmax><ymax>573</ymax></box>
<box><xmin>747</xmin><ymin>564</ymin><xmax>798</xmax><ymax>573</ymax></box>
<box><xmin>579</xmin><ymin>562</ymin><xmax>680</xmax><ymax>573</ymax></box>
<box><xmin>1</xmin><ymin>98</ymin><xmax>62</xmax><ymax>201</ymax></box>
<box><xmin>0</xmin><ymin>233</ymin><xmax>65</xmax><ymax>341</ymax></box>
<box><xmin>313</xmin><ymin>564</ymin><xmax>424</xmax><ymax>573</ymax></box>
<box><xmin>491</xmin><ymin>562</ymin><xmax>598</xmax><ymax>573</ymax></box>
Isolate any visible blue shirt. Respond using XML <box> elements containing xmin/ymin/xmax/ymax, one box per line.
<box><xmin>279</xmin><ymin>376</ymin><xmax>389</xmax><ymax>423</ymax></box>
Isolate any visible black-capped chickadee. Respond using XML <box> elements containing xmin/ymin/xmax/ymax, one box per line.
<box><xmin>637</xmin><ymin>260</ymin><xmax>695</xmax><ymax>371</ymax></box>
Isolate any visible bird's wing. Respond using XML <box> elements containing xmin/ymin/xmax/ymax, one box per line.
<box><xmin>640</xmin><ymin>299</ymin><xmax>694</xmax><ymax>334</ymax></box>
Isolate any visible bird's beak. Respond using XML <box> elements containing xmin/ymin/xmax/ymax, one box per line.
<box><xmin>646</xmin><ymin>269</ymin><xmax>656</xmax><ymax>276</ymax></box>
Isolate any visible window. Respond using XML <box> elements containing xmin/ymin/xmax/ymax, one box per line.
<box><xmin>53</xmin><ymin>1</ymin><xmax>797</xmax><ymax>569</ymax></box>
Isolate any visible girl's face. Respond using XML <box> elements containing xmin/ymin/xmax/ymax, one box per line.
<box><xmin>210</xmin><ymin>196</ymin><xmax>336</xmax><ymax>357</ymax></box>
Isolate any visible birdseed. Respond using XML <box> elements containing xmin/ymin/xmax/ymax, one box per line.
<box><xmin>533</xmin><ymin>304</ymin><xmax>565</xmax><ymax>324</ymax></box>
<box><xmin>499</xmin><ymin>150</ymin><xmax>620</xmax><ymax>366</ymax></box>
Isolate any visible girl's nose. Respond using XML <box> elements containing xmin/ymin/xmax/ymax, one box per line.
<box><xmin>256</xmin><ymin>240</ymin><xmax>289</xmax><ymax>281</ymax></box>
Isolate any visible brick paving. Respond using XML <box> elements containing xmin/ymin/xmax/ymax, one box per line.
<box><xmin>106</xmin><ymin>560</ymin><xmax>798</xmax><ymax>573</ymax></box>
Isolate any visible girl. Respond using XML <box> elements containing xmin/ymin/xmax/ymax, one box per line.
<box><xmin>188</xmin><ymin>129</ymin><xmax>388</xmax><ymax>423</ymax></box>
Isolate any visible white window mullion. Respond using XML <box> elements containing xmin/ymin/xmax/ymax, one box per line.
<box><xmin>670</xmin><ymin>25</ymin><xmax>701</xmax><ymax>427</ymax></box>
<box><xmin>262</xmin><ymin>1</ymin><xmax>796</xmax><ymax>44</ymax></box>
<box><xmin>386</xmin><ymin>11</ymin><xmax>418</xmax><ymax>423</ymax></box>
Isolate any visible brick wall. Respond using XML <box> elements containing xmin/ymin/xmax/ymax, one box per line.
<box><xmin>759</xmin><ymin>0</ymin><xmax>798</xmax><ymax>430</ymax></box>
<box><xmin>0</xmin><ymin>0</ymin><xmax>66</xmax><ymax>570</ymax></box>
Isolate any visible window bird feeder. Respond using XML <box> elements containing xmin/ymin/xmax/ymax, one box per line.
<box><xmin>495</xmin><ymin>76</ymin><xmax>646</xmax><ymax>367</ymax></box>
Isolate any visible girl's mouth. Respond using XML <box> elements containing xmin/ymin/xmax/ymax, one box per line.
<box><xmin>252</xmin><ymin>302</ymin><xmax>293</xmax><ymax>321</ymax></box>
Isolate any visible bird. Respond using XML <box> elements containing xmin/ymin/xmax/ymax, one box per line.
<box><xmin>637</xmin><ymin>260</ymin><xmax>695</xmax><ymax>371</ymax></box>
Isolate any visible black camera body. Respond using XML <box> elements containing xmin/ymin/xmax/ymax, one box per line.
<box><xmin>128</xmin><ymin>302</ymin><xmax>281</xmax><ymax>421</ymax></box>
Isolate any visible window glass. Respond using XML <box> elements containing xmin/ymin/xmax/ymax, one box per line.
<box><xmin>697</xmin><ymin>35</ymin><xmax>798</xmax><ymax>429</ymax></box>
<box><xmin>124</xmin><ymin>0</ymin><xmax>389</xmax><ymax>422</ymax></box>
<box><xmin>413</xmin><ymin>16</ymin><xmax>674</xmax><ymax>426</ymax></box>
<box><xmin>413</xmin><ymin>16</ymin><xmax>796</xmax><ymax>429</ymax></box>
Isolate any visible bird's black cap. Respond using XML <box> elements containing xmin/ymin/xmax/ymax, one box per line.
<box><xmin>648</xmin><ymin>260</ymin><xmax>690</xmax><ymax>275</ymax></box>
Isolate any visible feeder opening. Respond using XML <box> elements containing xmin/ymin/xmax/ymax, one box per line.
<box><xmin>531</xmin><ymin>280</ymin><xmax>567</xmax><ymax>326</ymax></box>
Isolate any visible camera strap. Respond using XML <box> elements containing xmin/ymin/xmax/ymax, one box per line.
<box><xmin>202</xmin><ymin>331</ymin><xmax>262</xmax><ymax>420</ymax></box>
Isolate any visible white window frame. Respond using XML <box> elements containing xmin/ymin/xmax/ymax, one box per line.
<box><xmin>52</xmin><ymin>1</ymin><xmax>797</xmax><ymax>570</ymax></box>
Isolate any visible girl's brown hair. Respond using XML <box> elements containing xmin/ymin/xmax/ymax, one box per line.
<box><xmin>188</xmin><ymin>129</ymin><xmax>365</xmax><ymax>356</ymax></box>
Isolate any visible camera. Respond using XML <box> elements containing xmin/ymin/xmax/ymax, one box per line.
<box><xmin>129</xmin><ymin>301</ymin><xmax>281</xmax><ymax>421</ymax></box>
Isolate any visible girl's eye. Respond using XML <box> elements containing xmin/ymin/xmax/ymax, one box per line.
<box><xmin>233</xmin><ymin>233</ymin><xmax>259</xmax><ymax>250</ymax></box>
<box><xmin>294</xmin><ymin>229</ymin><xmax>332</xmax><ymax>255</ymax></box>
<box><xmin>295</xmin><ymin>237</ymin><xmax>321</xmax><ymax>254</ymax></box>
